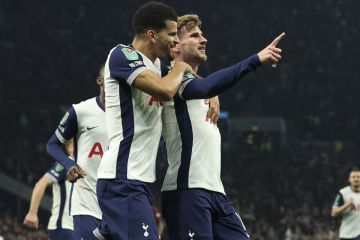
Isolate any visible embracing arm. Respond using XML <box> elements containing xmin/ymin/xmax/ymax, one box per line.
<box><xmin>46</xmin><ymin>135</ymin><xmax>86</xmax><ymax>183</ymax></box>
<box><xmin>132</xmin><ymin>61</ymin><xmax>194</xmax><ymax>101</ymax></box>
<box><xmin>46</xmin><ymin>107</ymin><xmax>86</xmax><ymax>182</ymax></box>
<box><xmin>107</xmin><ymin>45</ymin><xmax>194</xmax><ymax>101</ymax></box>
<box><xmin>46</xmin><ymin>135</ymin><xmax>75</xmax><ymax>173</ymax></box>
<box><xmin>205</xmin><ymin>96</ymin><xmax>220</xmax><ymax>124</ymax></box>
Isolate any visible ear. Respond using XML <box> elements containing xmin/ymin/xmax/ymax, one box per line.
<box><xmin>146</xmin><ymin>30</ymin><xmax>156</xmax><ymax>43</ymax></box>
<box><xmin>96</xmin><ymin>76</ymin><xmax>103</xmax><ymax>85</ymax></box>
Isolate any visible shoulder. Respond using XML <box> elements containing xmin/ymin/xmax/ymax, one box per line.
<box><xmin>72</xmin><ymin>97</ymin><xmax>96</xmax><ymax>113</ymax></box>
<box><xmin>73</xmin><ymin>97</ymin><xmax>96</xmax><ymax>107</ymax></box>
<box><xmin>183</xmin><ymin>72</ymin><xmax>196</xmax><ymax>81</ymax></box>
<box><xmin>106</xmin><ymin>44</ymin><xmax>148</xmax><ymax>85</ymax></box>
<box><xmin>108</xmin><ymin>44</ymin><xmax>144</xmax><ymax>64</ymax></box>
<box><xmin>340</xmin><ymin>186</ymin><xmax>351</xmax><ymax>195</ymax></box>
<box><xmin>177</xmin><ymin>72</ymin><xmax>197</xmax><ymax>99</ymax></box>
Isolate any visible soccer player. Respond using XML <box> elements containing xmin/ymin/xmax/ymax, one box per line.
<box><xmin>23</xmin><ymin>140</ymin><xmax>74</xmax><ymax>239</ymax></box>
<box><xmin>93</xmin><ymin>2</ymin><xmax>193</xmax><ymax>239</ymax></box>
<box><xmin>46</xmin><ymin>65</ymin><xmax>108</xmax><ymax>239</ymax></box>
<box><xmin>331</xmin><ymin>167</ymin><xmax>360</xmax><ymax>240</ymax></box>
<box><xmin>160</xmin><ymin>14</ymin><xmax>285</xmax><ymax>239</ymax></box>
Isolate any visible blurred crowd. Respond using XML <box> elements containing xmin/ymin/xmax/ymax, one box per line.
<box><xmin>220</xmin><ymin>141</ymin><xmax>357</xmax><ymax>240</ymax></box>
<box><xmin>0</xmin><ymin>209</ymin><xmax>47</xmax><ymax>240</ymax></box>
<box><xmin>1</xmin><ymin>0</ymin><xmax>359</xmax><ymax>239</ymax></box>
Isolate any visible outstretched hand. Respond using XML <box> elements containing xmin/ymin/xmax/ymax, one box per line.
<box><xmin>257</xmin><ymin>32</ymin><xmax>285</xmax><ymax>65</ymax></box>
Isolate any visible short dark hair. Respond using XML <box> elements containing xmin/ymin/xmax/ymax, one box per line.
<box><xmin>98</xmin><ymin>64</ymin><xmax>105</xmax><ymax>79</ymax></box>
<box><xmin>132</xmin><ymin>1</ymin><xmax>177</xmax><ymax>35</ymax></box>
<box><xmin>351</xmin><ymin>166</ymin><xmax>360</xmax><ymax>172</ymax></box>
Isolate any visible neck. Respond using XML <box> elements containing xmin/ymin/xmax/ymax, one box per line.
<box><xmin>190</xmin><ymin>64</ymin><xmax>199</xmax><ymax>73</ymax></box>
<box><xmin>174</xmin><ymin>56</ymin><xmax>199</xmax><ymax>73</ymax></box>
<box><xmin>351</xmin><ymin>186</ymin><xmax>360</xmax><ymax>192</ymax></box>
<box><xmin>132</xmin><ymin>37</ymin><xmax>157</xmax><ymax>62</ymax></box>
<box><xmin>99</xmin><ymin>89</ymin><xmax>105</xmax><ymax>107</ymax></box>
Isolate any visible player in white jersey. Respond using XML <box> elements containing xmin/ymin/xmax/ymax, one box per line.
<box><xmin>161</xmin><ymin>14</ymin><xmax>285</xmax><ymax>239</ymax></box>
<box><xmin>332</xmin><ymin>167</ymin><xmax>360</xmax><ymax>240</ymax></box>
<box><xmin>46</xmin><ymin>65</ymin><xmax>108</xmax><ymax>239</ymax></box>
<box><xmin>93</xmin><ymin>2</ymin><xmax>194</xmax><ymax>240</ymax></box>
<box><xmin>23</xmin><ymin>161</ymin><xmax>74</xmax><ymax>240</ymax></box>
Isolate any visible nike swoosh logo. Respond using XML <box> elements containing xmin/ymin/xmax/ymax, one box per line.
<box><xmin>87</xmin><ymin>126</ymin><xmax>98</xmax><ymax>130</ymax></box>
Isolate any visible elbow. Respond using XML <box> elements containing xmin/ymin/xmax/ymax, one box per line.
<box><xmin>46</xmin><ymin>140</ymin><xmax>53</xmax><ymax>156</ymax></box>
<box><xmin>160</xmin><ymin>94</ymin><xmax>173</xmax><ymax>102</ymax></box>
<box><xmin>330</xmin><ymin>210</ymin><xmax>337</xmax><ymax>218</ymax></box>
<box><xmin>158</xmin><ymin>88</ymin><xmax>176</xmax><ymax>101</ymax></box>
<box><xmin>35</xmin><ymin>177</ymin><xmax>47</xmax><ymax>189</ymax></box>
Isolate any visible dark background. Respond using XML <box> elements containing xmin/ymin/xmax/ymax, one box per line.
<box><xmin>1</xmin><ymin>0</ymin><xmax>359</xmax><ymax>239</ymax></box>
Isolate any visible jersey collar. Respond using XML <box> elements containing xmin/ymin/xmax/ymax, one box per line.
<box><xmin>96</xmin><ymin>96</ymin><xmax>105</xmax><ymax>112</ymax></box>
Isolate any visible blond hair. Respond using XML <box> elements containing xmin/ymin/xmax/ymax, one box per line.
<box><xmin>177</xmin><ymin>14</ymin><xmax>201</xmax><ymax>37</ymax></box>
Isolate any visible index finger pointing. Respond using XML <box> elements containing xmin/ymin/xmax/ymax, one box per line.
<box><xmin>270</xmin><ymin>32</ymin><xmax>286</xmax><ymax>47</ymax></box>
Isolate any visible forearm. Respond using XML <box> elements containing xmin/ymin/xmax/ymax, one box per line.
<box><xmin>331</xmin><ymin>204</ymin><xmax>351</xmax><ymax>217</ymax></box>
<box><xmin>160</xmin><ymin>66</ymin><xmax>186</xmax><ymax>100</ymax></box>
<box><xmin>158</xmin><ymin>221</ymin><xmax>165</xmax><ymax>235</ymax></box>
<box><xmin>28</xmin><ymin>180</ymin><xmax>47</xmax><ymax>214</ymax></box>
<box><xmin>132</xmin><ymin>66</ymin><xmax>186</xmax><ymax>101</ymax></box>
<box><xmin>46</xmin><ymin>134</ymin><xmax>76</xmax><ymax>172</ymax></box>
<box><xmin>180</xmin><ymin>55</ymin><xmax>260</xmax><ymax>100</ymax></box>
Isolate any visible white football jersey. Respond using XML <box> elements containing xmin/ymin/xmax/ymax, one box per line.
<box><xmin>97</xmin><ymin>44</ymin><xmax>163</xmax><ymax>182</ymax></box>
<box><xmin>55</xmin><ymin>97</ymin><xmax>107</xmax><ymax>219</ymax></box>
<box><xmin>333</xmin><ymin>186</ymin><xmax>360</xmax><ymax>238</ymax></box>
<box><xmin>161</xmin><ymin>98</ymin><xmax>225</xmax><ymax>194</ymax></box>
<box><xmin>46</xmin><ymin>163</ymin><xmax>73</xmax><ymax>230</ymax></box>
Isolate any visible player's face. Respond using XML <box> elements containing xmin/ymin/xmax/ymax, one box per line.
<box><xmin>154</xmin><ymin>20</ymin><xmax>179</xmax><ymax>60</ymax></box>
<box><xmin>177</xmin><ymin>26</ymin><xmax>207</xmax><ymax>65</ymax></box>
<box><xmin>349</xmin><ymin>171</ymin><xmax>360</xmax><ymax>188</ymax></box>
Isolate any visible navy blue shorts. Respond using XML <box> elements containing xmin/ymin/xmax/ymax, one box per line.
<box><xmin>162</xmin><ymin>189</ymin><xmax>250</xmax><ymax>240</ymax></box>
<box><xmin>94</xmin><ymin>178</ymin><xmax>159</xmax><ymax>240</ymax></box>
<box><xmin>48</xmin><ymin>228</ymin><xmax>74</xmax><ymax>240</ymax></box>
<box><xmin>341</xmin><ymin>237</ymin><xmax>360</xmax><ymax>240</ymax></box>
<box><xmin>73</xmin><ymin>215</ymin><xmax>101</xmax><ymax>239</ymax></box>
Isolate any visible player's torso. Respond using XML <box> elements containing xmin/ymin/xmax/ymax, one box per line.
<box><xmin>130</xmin><ymin>86</ymin><xmax>164</xmax><ymax>144</ymax></box>
<box><xmin>48</xmin><ymin>180</ymin><xmax>73</xmax><ymax>230</ymax></box>
<box><xmin>99</xmin><ymin>46</ymin><xmax>163</xmax><ymax>182</ymax></box>
<box><xmin>71</xmin><ymin>97</ymin><xmax>107</xmax><ymax>218</ymax></box>
<box><xmin>339</xmin><ymin>186</ymin><xmax>360</xmax><ymax>238</ymax></box>
<box><xmin>162</xmin><ymin>98</ymin><xmax>224</xmax><ymax>194</ymax></box>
